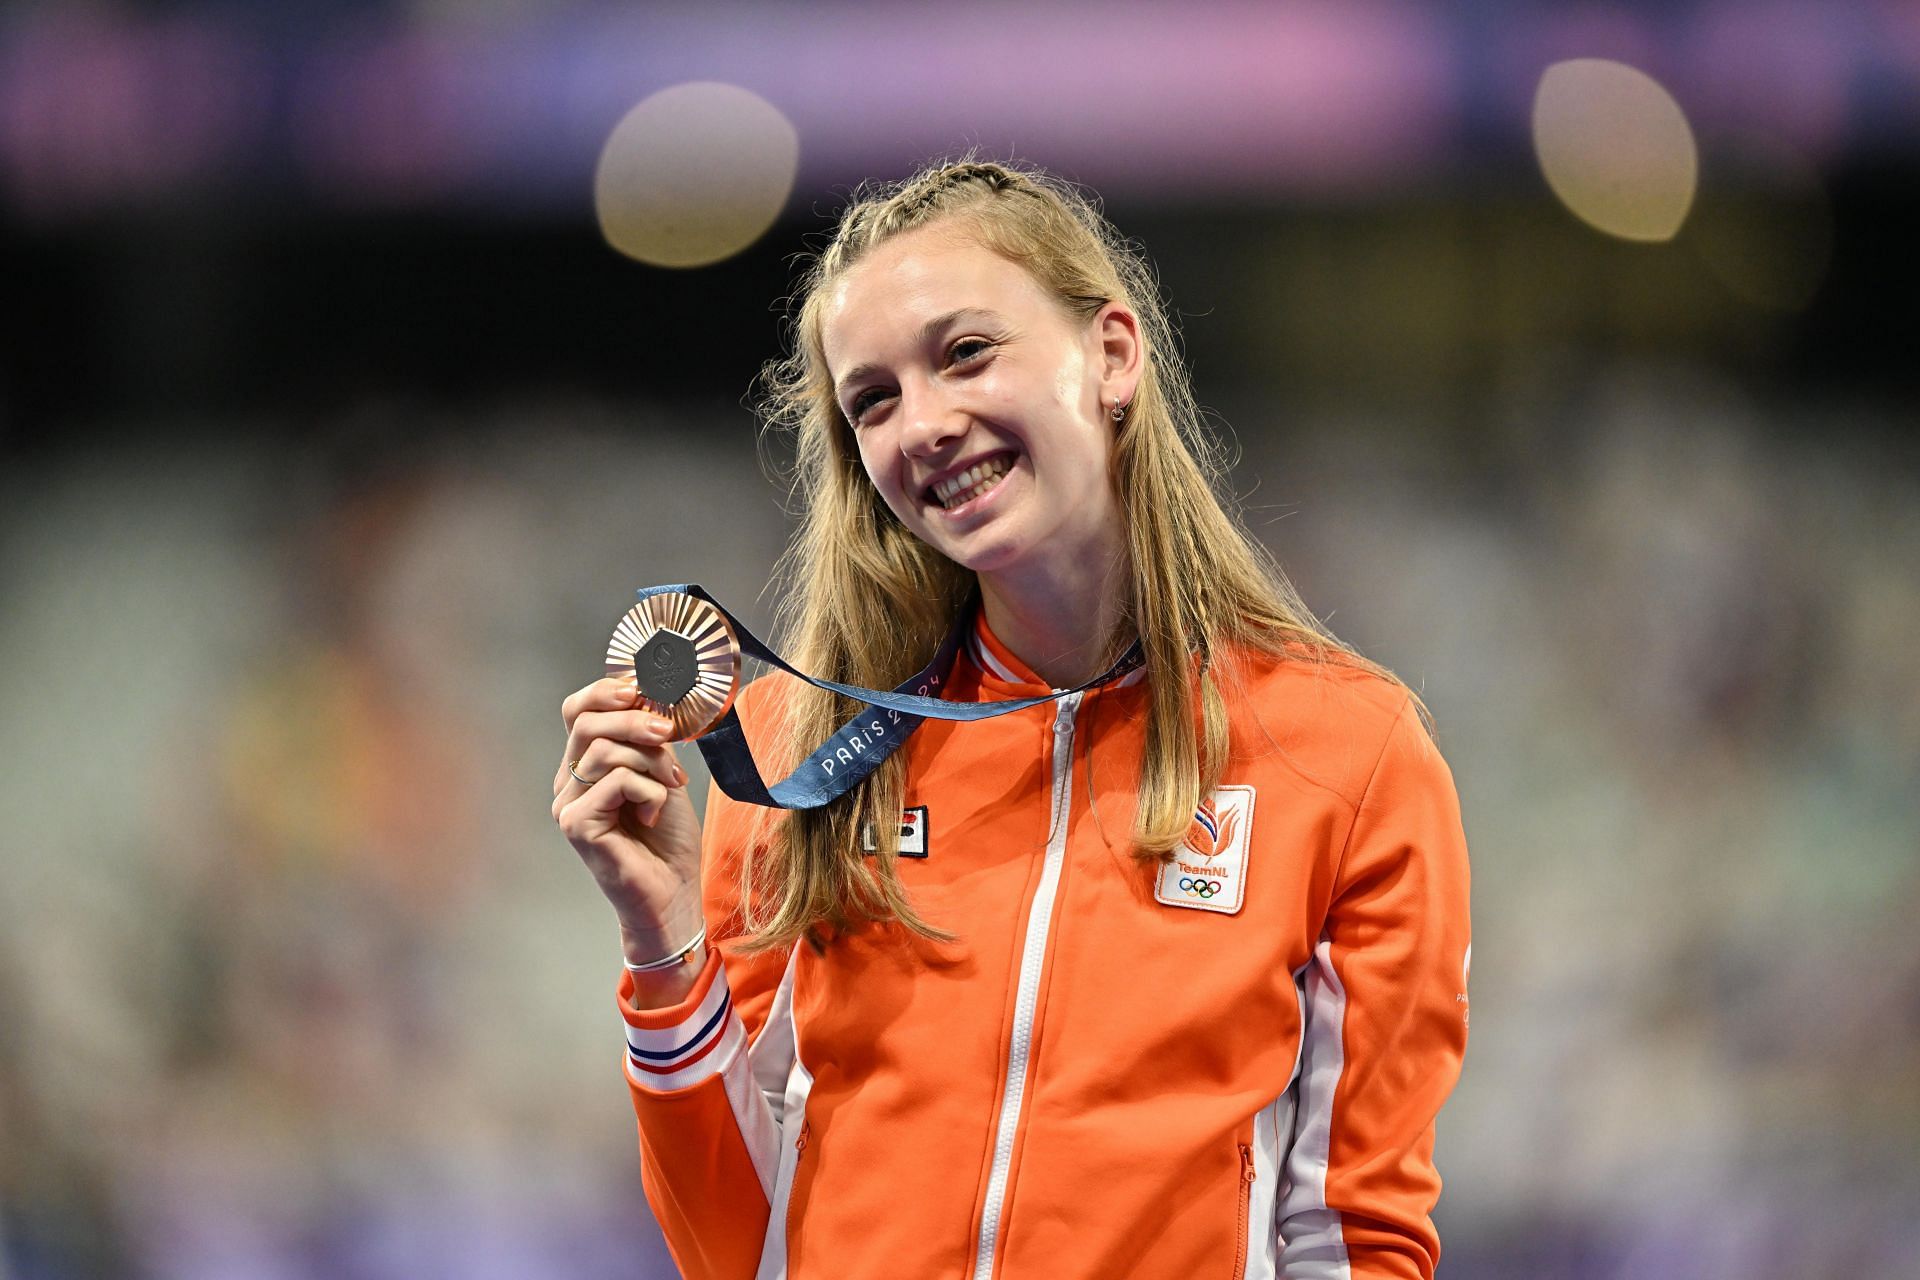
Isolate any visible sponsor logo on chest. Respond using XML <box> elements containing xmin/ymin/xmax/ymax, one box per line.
<box><xmin>1155</xmin><ymin>785</ymin><xmax>1255</xmax><ymax>914</ymax></box>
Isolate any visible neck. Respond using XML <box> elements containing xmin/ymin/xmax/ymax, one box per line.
<box><xmin>977</xmin><ymin>543</ymin><xmax>1131</xmax><ymax>690</ymax></box>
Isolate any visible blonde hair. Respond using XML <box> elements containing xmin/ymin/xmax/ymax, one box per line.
<box><xmin>744</xmin><ymin>154</ymin><xmax>1414</xmax><ymax>951</ymax></box>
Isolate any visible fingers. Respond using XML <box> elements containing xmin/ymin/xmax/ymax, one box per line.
<box><xmin>561</xmin><ymin>676</ymin><xmax>639</xmax><ymax>734</ymax></box>
<box><xmin>582</xmin><ymin>739</ymin><xmax>686</xmax><ymax>789</ymax></box>
<box><xmin>555</xmin><ymin>765</ymin><xmax>671</xmax><ymax>844</ymax></box>
<box><xmin>558</xmin><ymin>708</ymin><xmax>679</xmax><ymax>786</ymax></box>
<box><xmin>553</xmin><ymin>738</ymin><xmax>686</xmax><ymax>808</ymax></box>
<box><xmin>569</xmin><ymin>707</ymin><xmax>678</xmax><ymax>753</ymax></box>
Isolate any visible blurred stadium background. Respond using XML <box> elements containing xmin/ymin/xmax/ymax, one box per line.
<box><xmin>3</xmin><ymin>1</ymin><xmax>1918</xmax><ymax>1277</ymax></box>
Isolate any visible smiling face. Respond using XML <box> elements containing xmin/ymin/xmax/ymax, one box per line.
<box><xmin>820</xmin><ymin>222</ymin><xmax>1132</xmax><ymax>586</ymax></box>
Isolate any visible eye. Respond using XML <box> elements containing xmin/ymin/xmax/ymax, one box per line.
<box><xmin>846</xmin><ymin>338</ymin><xmax>994</xmax><ymax>425</ymax></box>
<box><xmin>948</xmin><ymin>337</ymin><xmax>992</xmax><ymax>365</ymax></box>
<box><xmin>849</xmin><ymin>386</ymin><xmax>890</xmax><ymax>424</ymax></box>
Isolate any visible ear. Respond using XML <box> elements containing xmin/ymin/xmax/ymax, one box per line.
<box><xmin>1091</xmin><ymin>302</ymin><xmax>1144</xmax><ymax>415</ymax></box>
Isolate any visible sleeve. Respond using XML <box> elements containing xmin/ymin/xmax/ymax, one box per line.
<box><xmin>615</xmin><ymin>774</ymin><xmax>799</xmax><ymax>1280</ymax></box>
<box><xmin>1275</xmin><ymin>694</ymin><xmax>1473</xmax><ymax>1280</ymax></box>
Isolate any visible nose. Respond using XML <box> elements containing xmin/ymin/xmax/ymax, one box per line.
<box><xmin>896</xmin><ymin>381</ymin><xmax>966</xmax><ymax>458</ymax></box>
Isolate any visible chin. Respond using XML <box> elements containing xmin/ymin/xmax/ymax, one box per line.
<box><xmin>935</xmin><ymin>533</ymin><xmax>1028</xmax><ymax>578</ymax></box>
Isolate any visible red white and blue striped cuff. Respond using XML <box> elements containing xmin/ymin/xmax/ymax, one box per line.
<box><xmin>618</xmin><ymin>949</ymin><xmax>745</xmax><ymax>1092</ymax></box>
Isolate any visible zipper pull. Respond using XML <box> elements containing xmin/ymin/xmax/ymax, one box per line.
<box><xmin>1240</xmin><ymin>1145</ymin><xmax>1256</xmax><ymax>1184</ymax></box>
<box><xmin>1053</xmin><ymin>691</ymin><xmax>1082</xmax><ymax>734</ymax></box>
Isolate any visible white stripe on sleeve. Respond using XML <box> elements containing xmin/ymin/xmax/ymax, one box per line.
<box><xmin>1275</xmin><ymin>937</ymin><xmax>1352</xmax><ymax>1279</ymax></box>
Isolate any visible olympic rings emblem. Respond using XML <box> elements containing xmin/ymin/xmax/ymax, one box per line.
<box><xmin>1177</xmin><ymin>876</ymin><xmax>1223</xmax><ymax>899</ymax></box>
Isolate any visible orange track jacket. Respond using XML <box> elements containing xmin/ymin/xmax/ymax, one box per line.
<box><xmin>615</xmin><ymin>617</ymin><xmax>1472</xmax><ymax>1280</ymax></box>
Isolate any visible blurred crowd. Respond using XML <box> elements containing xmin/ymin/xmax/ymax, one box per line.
<box><xmin>1</xmin><ymin>362</ymin><xmax>1915</xmax><ymax>1279</ymax></box>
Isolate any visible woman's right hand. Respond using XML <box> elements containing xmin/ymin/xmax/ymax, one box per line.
<box><xmin>552</xmin><ymin>677</ymin><xmax>706</xmax><ymax>973</ymax></box>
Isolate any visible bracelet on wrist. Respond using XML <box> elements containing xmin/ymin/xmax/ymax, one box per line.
<box><xmin>624</xmin><ymin>926</ymin><xmax>706</xmax><ymax>974</ymax></box>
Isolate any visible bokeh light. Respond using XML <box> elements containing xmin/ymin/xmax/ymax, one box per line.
<box><xmin>592</xmin><ymin>81</ymin><xmax>798</xmax><ymax>269</ymax></box>
<box><xmin>1533</xmin><ymin>58</ymin><xmax>1699</xmax><ymax>243</ymax></box>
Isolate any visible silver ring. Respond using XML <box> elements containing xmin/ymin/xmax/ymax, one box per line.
<box><xmin>566</xmin><ymin>759</ymin><xmax>595</xmax><ymax>787</ymax></box>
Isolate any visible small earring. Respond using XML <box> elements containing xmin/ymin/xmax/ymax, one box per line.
<box><xmin>1110</xmin><ymin>398</ymin><xmax>1128</xmax><ymax>422</ymax></box>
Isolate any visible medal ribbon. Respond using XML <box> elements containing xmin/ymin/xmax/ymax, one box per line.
<box><xmin>636</xmin><ymin>584</ymin><xmax>1144</xmax><ymax>810</ymax></box>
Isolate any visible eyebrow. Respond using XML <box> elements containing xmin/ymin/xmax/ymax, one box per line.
<box><xmin>833</xmin><ymin>308</ymin><xmax>1006</xmax><ymax>404</ymax></box>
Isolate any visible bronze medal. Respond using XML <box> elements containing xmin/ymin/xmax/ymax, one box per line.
<box><xmin>605</xmin><ymin>591</ymin><xmax>742</xmax><ymax>741</ymax></box>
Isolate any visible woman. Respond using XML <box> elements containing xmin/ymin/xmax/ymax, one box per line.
<box><xmin>553</xmin><ymin>158</ymin><xmax>1471</xmax><ymax>1280</ymax></box>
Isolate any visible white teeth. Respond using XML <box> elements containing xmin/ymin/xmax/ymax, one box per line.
<box><xmin>932</xmin><ymin>456</ymin><xmax>1012</xmax><ymax>508</ymax></box>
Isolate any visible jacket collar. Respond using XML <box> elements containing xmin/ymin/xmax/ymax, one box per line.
<box><xmin>963</xmin><ymin>609</ymin><xmax>1148</xmax><ymax>697</ymax></box>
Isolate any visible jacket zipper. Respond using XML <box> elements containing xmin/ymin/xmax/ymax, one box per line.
<box><xmin>967</xmin><ymin>693</ymin><xmax>1083</xmax><ymax>1280</ymax></box>
<box><xmin>1233</xmin><ymin>1144</ymin><xmax>1255</xmax><ymax>1280</ymax></box>
<box><xmin>785</xmin><ymin>1121</ymin><xmax>810</xmax><ymax>1251</ymax></box>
